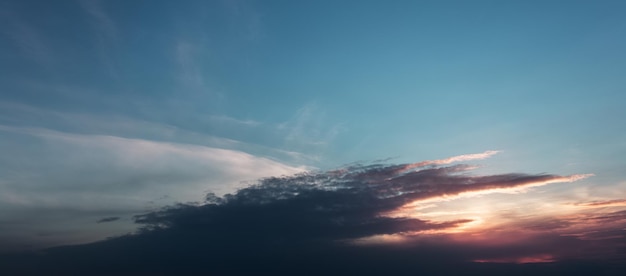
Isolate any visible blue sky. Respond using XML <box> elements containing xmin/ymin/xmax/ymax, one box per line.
<box><xmin>1</xmin><ymin>0</ymin><xmax>626</xmax><ymax>252</ymax></box>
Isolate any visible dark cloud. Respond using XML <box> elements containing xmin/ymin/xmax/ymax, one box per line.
<box><xmin>0</xmin><ymin>162</ymin><xmax>623</xmax><ymax>275</ymax></box>
<box><xmin>96</xmin><ymin>216</ymin><xmax>120</xmax><ymax>223</ymax></box>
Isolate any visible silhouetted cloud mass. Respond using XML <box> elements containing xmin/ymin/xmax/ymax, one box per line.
<box><xmin>131</xmin><ymin>163</ymin><xmax>574</xmax><ymax>239</ymax></box>
<box><xmin>0</xmin><ymin>159</ymin><xmax>624</xmax><ymax>275</ymax></box>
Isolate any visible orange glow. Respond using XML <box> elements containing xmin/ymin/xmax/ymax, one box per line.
<box><xmin>337</xmin><ymin>152</ymin><xmax>626</xmax><ymax>263</ymax></box>
<box><xmin>351</xmin><ymin>234</ymin><xmax>408</xmax><ymax>245</ymax></box>
<box><xmin>474</xmin><ymin>254</ymin><xmax>555</xmax><ymax>264</ymax></box>
<box><xmin>383</xmin><ymin>173</ymin><xmax>595</xmax><ymax>234</ymax></box>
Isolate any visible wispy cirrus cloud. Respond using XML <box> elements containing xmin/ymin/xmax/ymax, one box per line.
<box><xmin>175</xmin><ymin>40</ymin><xmax>206</xmax><ymax>89</ymax></box>
<box><xmin>78</xmin><ymin>0</ymin><xmax>119</xmax><ymax>78</ymax></box>
<box><xmin>0</xmin><ymin>101</ymin><xmax>314</xmax><ymax>164</ymax></box>
<box><xmin>78</xmin><ymin>0</ymin><xmax>116</xmax><ymax>41</ymax></box>
<box><xmin>208</xmin><ymin>114</ymin><xmax>261</xmax><ymax>127</ymax></box>
<box><xmin>278</xmin><ymin>103</ymin><xmax>344</xmax><ymax>160</ymax></box>
<box><xmin>0</xmin><ymin>124</ymin><xmax>305</xmax><ymax>201</ymax></box>
<box><xmin>0</xmin><ymin>8</ymin><xmax>52</xmax><ymax>66</ymax></box>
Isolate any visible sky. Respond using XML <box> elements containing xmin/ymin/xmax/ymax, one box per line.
<box><xmin>1</xmin><ymin>0</ymin><xmax>626</xmax><ymax>274</ymax></box>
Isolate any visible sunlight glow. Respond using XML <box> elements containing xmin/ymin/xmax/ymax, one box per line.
<box><xmin>403</xmin><ymin>173</ymin><xmax>595</xmax><ymax>208</ymax></box>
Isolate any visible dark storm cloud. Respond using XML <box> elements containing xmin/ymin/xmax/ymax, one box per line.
<box><xmin>0</xmin><ymin>162</ymin><xmax>621</xmax><ymax>275</ymax></box>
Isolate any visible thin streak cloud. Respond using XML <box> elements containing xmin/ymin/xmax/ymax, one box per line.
<box><xmin>574</xmin><ymin>199</ymin><xmax>626</xmax><ymax>208</ymax></box>
<box><xmin>97</xmin><ymin>217</ymin><xmax>120</xmax><ymax>223</ymax></box>
<box><xmin>399</xmin><ymin>150</ymin><xmax>501</xmax><ymax>172</ymax></box>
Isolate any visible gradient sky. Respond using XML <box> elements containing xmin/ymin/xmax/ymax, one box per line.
<box><xmin>1</xmin><ymin>0</ymin><xmax>626</xmax><ymax>270</ymax></box>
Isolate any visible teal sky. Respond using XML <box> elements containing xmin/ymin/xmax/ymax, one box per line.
<box><xmin>1</xmin><ymin>0</ymin><xmax>626</xmax><ymax>251</ymax></box>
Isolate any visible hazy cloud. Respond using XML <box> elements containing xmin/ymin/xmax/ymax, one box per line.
<box><xmin>176</xmin><ymin>40</ymin><xmax>206</xmax><ymax>89</ymax></box>
<box><xmin>97</xmin><ymin>217</ymin><xmax>120</xmax><ymax>223</ymax></box>
<box><xmin>0</xmin><ymin>124</ymin><xmax>304</xmax><ymax>251</ymax></box>
<box><xmin>278</xmin><ymin>103</ymin><xmax>344</xmax><ymax>159</ymax></box>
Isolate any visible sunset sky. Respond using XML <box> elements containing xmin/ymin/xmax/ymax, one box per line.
<box><xmin>1</xmin><ymin>0</ymin><xmax>626</xmax><ymax>274</ymax></box>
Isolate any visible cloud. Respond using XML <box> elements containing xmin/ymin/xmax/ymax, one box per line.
<box><xmin>278</xmin><ymin>103</ymin><xmax>344</xmax><ymax>158</ymax></box>
<box><xmin>221</xmin><ymin>0</ymin><xmax>263</xmax><ymax>41</ymax></box>
<box><xmin>0</xmin><ymin>124</ymin><xmax>305</xmax><ymax>252</ymax></box>
<box><xmin>208</xmin><ymin>114</ymin><xmax>261</xmax><ymax>127</ymax></box>
<box><xmin>574</xmin><ymin>199</ymin><xmax>626</xmax><ymax>208</ymax></box>
<box><xmin>451</xmin><ymin>212</ymin><xmax>626</xmax><ymax>264</ymax></box>
<box><xmin>0</xmin><ymin>125</ymin><xmax>306</xmax><ymax>202</ymax></box>
<box><xmin>0</xmin><ymin>151</ymin><xmax>626</xmax><ymax>275</ymax></box>
<box><xmin>0</xmin><ymin>8</ymin><xmax>52</xmax><ymax>66</ymax></box>
<box><xmin>78</xmin><ymin>0</ymin><xmax>119</xmax><ymax>78</ymax></box>
<box><xmin>176</xmin><ymin>40</ymin><xmax>206</xmax><ymax>89</ymax></box>
<box><xmin>0</xmin><ymin>101</ymin><xmax>313</xmax><ymax>164</ymax></box>
<box><xmin>398</xmin><ymin>150</ymin><xmax>500</xmax><ymax>172</ymax></box>
<box><xmin>78</xmin><ymin>0</ymin><xmax>116</xmax><ymax>41</ymax></box>
<box><xmin>128</xmin><ymin>153</ymin><xmax>592</xmax><ymax>245</ymax></box>
<box><xmin>97</xmin><ymin>217</ymin><xmax>120</xmax><ymax>223</ymax></box>
<box><xmin>3</xmin><ymin>152</ymin><xmax>622</xmax><ymax>275</ymax></box>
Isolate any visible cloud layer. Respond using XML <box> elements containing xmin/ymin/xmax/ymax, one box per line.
<box><xmin>0</xmin><ymin>124</ymin><xmax>304</xmax><ymax>251</ymax></box>
<box><xmin>2</xmin><ymin>152</ymin><xmax>622</xmax><ymax>275</ymax></box>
